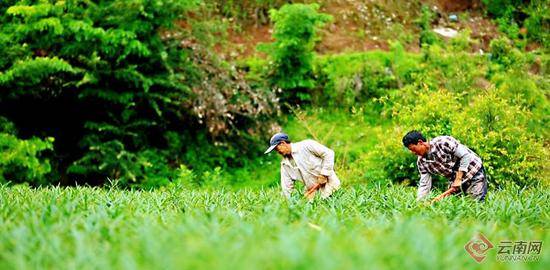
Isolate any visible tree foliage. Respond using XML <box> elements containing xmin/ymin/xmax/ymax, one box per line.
<box><xmin>0</xmin><ymin>0</ymin><xmax>276</xmax><ymax>187</ymax></box>
<box><xmin>0</xmin><ymin>117</ymin><xmax>53</xmax><ymax>184</ymax></box>
<box><xmin>261</xmin><ymin>3</ymin><xmax>332</xmax><ymax>103</ymax></box>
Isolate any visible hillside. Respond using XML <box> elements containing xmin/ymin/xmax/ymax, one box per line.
<box><xmin>212</xmin><ymin>0</ymin><xmax>541</xmax><ymax>60</ymax></box>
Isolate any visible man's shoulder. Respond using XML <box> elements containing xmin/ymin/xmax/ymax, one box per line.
<box><xmin>431</xmin><ymin>135</ymin><xmax>455</xmax><ymax>143</ymax></box>
<box><xmin>431</xmin><ymin>135</ymin><xmax>459</xmax><ymax>147</ymax></box>
<box><xmin>297</xmin><ymin>139</ymin><xmax>317</xmax><ymax>144</ymax></box>
<box><xmin>294</xmin><ymin>139</ymin><xmax>319</xmax><ymax>148</ymax></box>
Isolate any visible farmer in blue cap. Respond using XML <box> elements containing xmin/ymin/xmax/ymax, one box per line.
<box><xmin>265</xmin><ymin>133</ymin><xmax>341</xmax><ymax>200</ymax></box>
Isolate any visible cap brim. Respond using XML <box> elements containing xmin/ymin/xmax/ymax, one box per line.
<box><xmin>264</xmin><ymin>144</ymin><xmax>277</xmax><ymax>154</ymax></box>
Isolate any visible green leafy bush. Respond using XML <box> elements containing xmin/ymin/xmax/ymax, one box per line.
<box><xmin>523</xmin><ymin>1</ymin><xmax>550</xmax><ymax>48</ymax></box>
<box><xmin>314</xmin><ymin>52</ymin><xmax>397</xmax><ymax>107</ymax></box>
<box><xmin>1</xmin><ymin>1</ymin><xmax>547</xmax><ymax>190</ymax></box>
<box><xmin>396</xmin><ymin>89</ymin><xmax>458</xmax><ymax>139</ymax></box>
<box><xmin>364</xmin><ymin>90</ymin><xmax>460</xmax><ymax>186</ymax></box>
<box><xmin>482</xmin><ymin>0</ymin><xmax>522</xmax><ymax>18</ymax></box>
<box><xmin>212</xmin><ymin>0</ymin><xmax>287</xmax><ymax>26</ymax></box>
<box><xmin>491</xmin><ymin>70</ymin><xmax>548</xmax><ymax>112</ymax></box>
<box><xmin>488</xmin><ymin>37</ymin><xmax>525</xmax><ymax>68</ymax></box>
<box><xmin>67</xmin><ymin>140</ymin><xmax>176</xmax><ymax>189</ymax></box>
<box><xmin>482</xmin><ymin>0</ymin><xmax>548</xmax><ymax>48</ymax></box>
<box><xmin>313</xmin><ymin>43</ymin><xmax>422</xmax><ymax>108</ymax></box>
<box><xmin>361</xmin><ymin>126</ymin><xmax>419</xmax><ymax>185</ymax></box>
<box><xmin>453</xmin><ymin>91</ymin><xmax>548</xmax><ymax>187</ymax></box>
<box><xmin>0</xmin><ymin>117</ymin><xmax>53</xmax><ymax>184</ymax></box>
<box><xmin>366</xmin><ymin>86</ymin><xmax>548</xmax><ymax>188</ymax></box>
<box><xmin>416</xmin><ymin>6</ymin><xmax>439</xmax><ymax>47</ymax></box>
<box><xmin>0</xmin><ymin>0</ymin><xmax>277</xmax><ymax>187</ymax></box>
<box><xmin>261</xmin><ymin>3</ymin><xmax>332</xmax><ymax>103</ymax></box>
<box><xmin>420</xmin><ymin>44</ymin><xmax>486</xmax><ymax>95</ymax></box>
<box><xmin>276</xmin><ymin>42</ymin><xmax>547</xmax><ymax>189</ymax></box>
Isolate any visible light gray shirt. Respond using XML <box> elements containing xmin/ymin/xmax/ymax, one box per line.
<box><xmin>280</xmin><ymin>139</ymin><xmax>341</xmax><ymax>199</ymax></box>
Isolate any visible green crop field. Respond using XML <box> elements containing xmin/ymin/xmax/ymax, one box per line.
<box><xmin>1</xmin><ymin>184</ymin><xmax>548</xmax><ymax>269</ymax></box>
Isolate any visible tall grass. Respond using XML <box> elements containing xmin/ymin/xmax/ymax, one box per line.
<box><xmin>1</xmin><ymin>184</ymin><xmax>548</xmax><ymax>269</ymax></box>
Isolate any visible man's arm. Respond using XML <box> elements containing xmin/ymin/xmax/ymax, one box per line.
<box><xmin>281</xmin><ymin>164</ymin><xmax>294</xmax><ymax>198</ymax></box>
<box><xmin>304</xmin><ymin>140</ymin><xmax>335</xmax><ymax>176</ymax></box>
<box><xmin>417</xmin><ymin>173</ymin><xmax>432</xmax><ymax>201</ymax></box>
<box><xmin>451</xmin><ymin>144</ymin><xmax>473</xmax><ymax>188</ymax></box>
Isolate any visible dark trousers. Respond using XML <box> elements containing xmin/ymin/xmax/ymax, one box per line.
<box><xmin>449</xmin><ymin>167</ymin><xmax>488</xmax><ymax>201</ymax></box>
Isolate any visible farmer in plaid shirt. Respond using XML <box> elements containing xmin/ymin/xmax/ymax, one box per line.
<box><xmin>402</xmin><ymin>130</ymin><xmax>488</xmax><ymax>201</ymax></box>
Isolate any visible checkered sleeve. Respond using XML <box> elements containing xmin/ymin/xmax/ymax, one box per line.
<box><xmin>439</xmin><ymin>136</ymin><xmax>459</xmax><ymax>156</ymax></box>
<box><xmin>417</xmin><ymin>157</ymin><xmax>429</xmax><ymax>175</ymax></box>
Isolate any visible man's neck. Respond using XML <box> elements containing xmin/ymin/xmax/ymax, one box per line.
<box><xmin>423</xmin><ymin>141</ymin><xmax>432</xmax><ymax>158</ymax></box>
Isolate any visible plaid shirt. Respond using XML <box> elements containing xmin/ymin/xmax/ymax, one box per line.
<box><xmin>417</xmin><ymin>136</ymin><xmax>482</xmax><ymax>183</ymax></box>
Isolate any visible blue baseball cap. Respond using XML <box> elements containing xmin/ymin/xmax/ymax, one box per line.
<box><xmin>264</xmin><ymin>133</ymin><xmax>289</xmax><ymax>154</ymax></box>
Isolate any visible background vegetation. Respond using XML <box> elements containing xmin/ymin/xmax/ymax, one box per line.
<box><xmin>0</xmin><ymin>0</ymin><xmax>277</xmax><ymax>188</ymax></box>
<box><xmin>1</xmin><ymin>0</ymin><xmax>547</xmax><ymax>190</ymax></box>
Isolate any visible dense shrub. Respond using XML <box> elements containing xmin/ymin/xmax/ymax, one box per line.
<box><xmin>482</xmin><ymin>0</ymin><xmax>549</xmax><ymax>48</ymax></box>
<box><xmin>67</xmin><ymin>141</ymin><xmax>176</xmax><ymax>188</ymax></box>
<box><xmin>491</xmin><ymin>70</ymin><xmax>547</xmax><ymax>112</ymax></box>
<box><xmin>416</xmin><ymin>6</ymin><xmax>439</xmax><ymax>47</ymax></box>
<box><xmin>314</xmin><ymin>52</ymin><xmax>396</xmax><ymax>107</ymax></box>
<box><xmin>453</xmin><ymin>91</ymin><xmax>548</xmax><ymax>187</ymax></box>
<box><xmin>0</xmin><ymin>117</ymin><xmax>53</xmax><ymax>184</ymax></box>
<box><xmin>365</xmin><ymin>86</ymin><xmax>548</xmax><ymax>188</ymax></box>
<box><xmin>260</xmin><ymin>3</ymin><xmax>332</xmax><ymax>103</ymax></box>
<box><xmin>363</xmin><ymin>90</ymin><xmax>460</xmax><ymax>186</ymax></box>
<box><xmin>419</xmin><ymin>44</ymin><xmax>487</xmax><ymax>95</ymax></box>
<box><xmin>212</xmin><ymin>0</ymin><xmax>288</xmax><ymax>26</ymax></box>
<box><xmin>482</xmin><ymin>0</ymin><xmax>523</xmax><ymax>18</ymax></box>
<box><xmin>488</xmin><ymin>37</ymin><xmax>526</xmax><ymax>68</ymax></box>
<box><xmin>358</xmin><ymin>38</ymin><xmax>547</xmax><ymax>188</ymax></box>
<box><xmin>278</xmin><ymin>38</ymin><xmax>548</xmax><ymax>189</ymax></box>
<box><xmin>523</xmin><ymin>2</ymin><xmax>549</xmax><ymax>48</ymax></box>
<box><xmin>313</xmin><ymin>43</ymin><xmax>422</xmax><ymax>108</ymax></box>
<box><xmin>0</xmin><ymin>0</ymin><xmax>276</xmax><ymax>187</ymax></box>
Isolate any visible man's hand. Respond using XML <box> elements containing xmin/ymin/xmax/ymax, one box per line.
<box><xmin>304</xmin><ymin>175</ymin><xmax>329</xmax><ymax>200</ymax></box>
<box><xmin>451</xmin><ymin>171</ymin><xmax>464</xmax><ymax>188</ymax></box>
<box><xmin>317</xmin><ymin>175</ymin><xmax>328</xmax><ymax>185</ymax></box>
<box><xmin>305</xmin><ymin>183</ymin><xmax>320</xmax><ymax>200</ymax></box>
<box><xmin>431</xmin><ymin>186</ymin><xmax>459</xmax><ymax>203</ymax></box>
